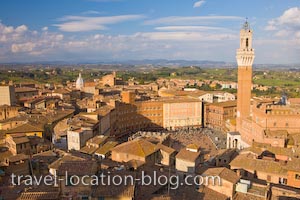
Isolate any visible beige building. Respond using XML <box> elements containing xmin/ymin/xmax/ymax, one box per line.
<box><xmin>67</xmin><ymin>128</ymin><xmax>93</xmax><ymax>150</ymax></box>
<box><xmin>206</xmin><ymin>100</ymin><xmax>237</xmax><ymax>132</ymax></box>
<box><xmin>101</xmin><ymin>71</ymin><xmax>116</xmax><ymax>87</ymax></box>
<box><xmin>163</xmin><ymin>98</ymin><xmax>203</xmax><ymax>130</ymax></box>
<box><xmin>175</xmin><ymin>147</ymin><xmax>201</xmax><ymax>174</ymax></box>
<box><xmin>6</xmin><ymin>134</ymin><xmax>31</xmax><ymax>155</ymax></box>
<box><xmin>15</xmin><ymin>87</ymin><xmax>39</xmax><ymax>101</ymax></box>
<box><xmin>156</xmin><ymin>143</ymin><xmax>176</xmax><ymax>167</ymax></box>
<box><xmin>111</xmin><ymin>138</ymin><xmax>159</xmax><ymax>164</ymax></box>
<box><xmin>230</xmin><ymin>151</ymin><xmax>300</xmax><ymax>189</ymax></box>
<box><xmin>0</xmin><ymin>85</ymin><xmax>16</xmax><ymax>106</ymax></box>
<box><xmin>0</xmin><ymin>105</ymin><xmax>19</xmax><ymax>121</ymax></box>
<box><xmin>202</xmin><ymin>167</ymin><xmax>240</xmax><ymax>199</ymax></box>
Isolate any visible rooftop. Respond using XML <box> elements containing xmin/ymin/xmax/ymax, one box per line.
<box><xmin>156</xmin><ymin>143</ymin><xmax>176</xmax><ymax>154</ymax></box>
<box><xmin>57</xmin><ymin>160</ymin><xmax>98</xmax><ymax>176</ymax></box>
<box><xmin>94</xmin><ymin>141</ymin><xmax>118</xmax><ymax>156</ymax></box>
<box><xmin>176</xmin><ymin>148</ymin><xmax>200</xmax><ymax>162</ymax></box>
<box><xmin>112</xmin><ymin>138</ymin><xmax>157</xmax><ymax>158</ymax></box>
<box><xmin>202</xmin><ymin>167</ymin><xmax>240</xmax><ymax>184</ymax></box>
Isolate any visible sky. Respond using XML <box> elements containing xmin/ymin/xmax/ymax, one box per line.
<box><xmin>0</xmin><ymin>0</ymin><xmax>299</xmax><ymax>64</ymax></box>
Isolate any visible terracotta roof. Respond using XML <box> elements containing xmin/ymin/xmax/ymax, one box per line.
<box><xmin>198</xmin><ymin>186</ymin><xmax>229</xmax><ymax>200</ymax></box>
<box><xmin>57</xmin><ymin>160</ymin><xmax>98</xmax><ymax>176</ymax></box>
<box><xmin>17</xmin><ymin>192</ymin><xmax>59</xmax><ymax>200</ymax></box>
<box><xmin>91</xmin><ymin>105</ymin><xmax>114</xmax><ymax>116</ymax></box>
<box><xmin>264</xmin><ymin>130</ymin><xmax>288</xmax><ymax>138</ymax></box>
<box><xmin>208</xmin><ymin>100</ymin><xmax>237</xmax><ymax>108</ymax></box>
<box><xmin>230</xmin><ymin>153</ymin><xmax>288</xmax><ymax>175</ymax></box>
<box><xmin>9</xmin><ymin>154</ymin><xmax>29</xmax><ymax>162</ymax></box>
<box><xmin>48</xmin><ymin>154</ymin><xmax>86</xmax><ymax>170</ymax></box>
<box><xmin>5</xmin><ymin>123</ymin><xmax>44</xmax><ymax>134</ymax></box>
<box><xmin>92</xmin><ymin>184</ymin><xmax>135</xmax><ymax>198</ymax></box>
<box><xmin>233</xmin><ymin>192</ymin><xmax>266</xmax><ymax>200</ymax></box>
<box><xmin>87</xmin><ymin>135</ymin><xmax>108</xmax><ymax>145</ymax></box>
<box><xmin>53</xmin><ymin>88</ymin><xmax>71</xmax><ymax>94</ymax></box>
<box><xmin>156</xmin><ymin>143</ymin><xmax>176</xmax><ymax>154</ymax></box>
<box><xmin>245</xmin><ymin>142</ymin><xmax>300</xmax><ymax>159</ymax></box>
<box><xmin>8</xmin><ymin>134</ymin><xmax>30</xmax><ymax>144</ymax></box>
<box><xmin>15</xmin><ymin>87</ymin><xmax>38</xmax><ymax>93</ymax></box>
<box><xmin>186</xmin><ymin>143</ymin><xmax>200</xmax><ymax>151</ymax></box>
<box><xmin>176</xmin><ymin>148</ymin><xmax>200</xmax><ymax>162</ymax></box>
<box><xmin>112</xmin><ymin>138</ymin><xmax>157</xmax><ymax>157</ymax></box>
<box><xmin>202</xmin><ymin>167</ymin><xmax>240</xmax><ymax>184</ymax></box>
<box><xmin>80</xmin><ymin>145</ymin><xmax>98</xmax><ymax>155</ymax></box>
<box><xmin>94</xmin><ymin>141</ymin><xmax>118</xmax><ymax>156</ymax></box>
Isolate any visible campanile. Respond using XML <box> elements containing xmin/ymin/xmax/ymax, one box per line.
<box><xmin>236</xmin><ymin>20</ymin><xmax>255</xmax><ymax>131</ymax></box>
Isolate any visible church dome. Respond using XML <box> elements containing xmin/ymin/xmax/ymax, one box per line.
<box><xmin>76</xmin><ymin>73</ymin><xmax>84</xmax><ymax>90</ymax></box>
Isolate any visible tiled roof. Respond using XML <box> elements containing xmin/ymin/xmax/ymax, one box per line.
<box><xmin>208</xmin><ymin>100</ymin><xmax>237</xmax><ymax>108</ymax></box>
<box><xmin>48</xmin><ymin>154</ymin><xmax>86</xmax><ymax>170</ymax></box>
<box><xmin>156</xmin><ymin>143</ymin><xmax>176</xmax><ymax>154</ymax></box>
<box><xmin>5</xmin><ymin>123</ymin><xmax>44</xmax><ymax>134</ymax></box>
<box><xmin>176</xmin><ymin>148</ymin><xmax>200</xmax><ymax>162</ymax></box>
<box><xmin>202</xmin><ymin>167</ymin><xmax>240</xmax><ymax>184</ymax></box>
<box><xmin>112</xmin><ymin>138</ymin><xmax>157</xmax><ymax>157</ymax></box>
<box><xmin>15</xmin><ymin>87</ymin><xmax>38</xmax><ymax>93</ymax></box>
<box><xmin>87</xmin><ymin>135</ymin><xmax>108</xmax><ymax>145</ymax></box>
<box><xmin>198</xmin><ymin>186</ymin><xmax>229</xmax><ymax>200</ymax></box>
<box><xmin>92</xmin><ymin>184</ymin><xmax>135</xmax><ymax>198</ymax></box>
<box><xmin>186</xmin><ymin>143</ymin><xmax>200</xmax><ymax>151</ymax></box>
<box><xmin>9</xmin><ymin>153</ymin><xmax>29</xmax><ymax>162</ymax></box>
<box><xmin>230</xmin><ymin>153</ymin><xmax>288</xmax><ymax>175</ymax></box>
<box><xmin>94</xmin><ymin>141</ymin><xmax>118</xmax><ymax>156</ymax></box>
<box><xmin>9</xmin><ymin>134</ymin><xmax>30</xmax><ymax>144</ymax></box>
<box><xmin>233</xmin><ymin>192</ymin><xmax>266</xmax><ymax>200</ymax></box>
<box><xmin>57</xmin><ymin>160</ymin><xmax>98</xmax><ymax>176</ymax></box>
<box><xmin>80</xmin><ymin>145</ymin><xmax>98</xmax><ymax>155</ymax></box>
<box><xmin>17</xmin><ymin>192</ymin><xmax>59</xmax><ymax>200</ymax></box>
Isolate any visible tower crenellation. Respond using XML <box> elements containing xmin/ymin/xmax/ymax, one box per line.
<box><xmin>236</xmin><ymin>20</ymin><xmax>255</xmax><ymax>67</ymax></box>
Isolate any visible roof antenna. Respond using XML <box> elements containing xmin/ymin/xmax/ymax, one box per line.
<box><xmin>243</xmin><ymin>17</ymin><xmax>250</xmax><ymax>30</ymax></box>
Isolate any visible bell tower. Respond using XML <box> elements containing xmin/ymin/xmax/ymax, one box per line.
<box><xmin>236</xmin><ymin>20</ymin><xmax>255</xmax><ymax>132</ymax></box>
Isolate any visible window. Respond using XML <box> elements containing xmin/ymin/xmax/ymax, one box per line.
<box><xmin>295</xmin><ymin>174</ymin><xmax>300</xmax><ymax>180</ymax></box>
<box><xmin>246</xmin><ymin>38</ymin><xmax>249</xmax><ymax>48</ymax></box>
<box><xmin>98</xmin><ymin>197</ymin><xmax>105</xmax><ymax>200</ymax></box>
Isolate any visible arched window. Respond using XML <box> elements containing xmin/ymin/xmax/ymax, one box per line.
<box><xmin>246</xmin><ymin>38</ymin><xmax>249</xmax><ymax>48</ymax></box>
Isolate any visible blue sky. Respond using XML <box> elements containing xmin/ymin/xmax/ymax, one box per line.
<box><xmin>0</xmin><ymin>0</ymin><xmax>299</xmax><ymax>64</ymax></box>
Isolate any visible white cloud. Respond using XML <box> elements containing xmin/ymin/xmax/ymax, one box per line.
<box><xmin>265</xmin><ymin>7</ymin><xmax>300</xmax><ymax>38</ymax></box>
<box><xmin>154</xmin><ymin>26</ymin><xmax>231</xmax><ymax>32</ymax></box>
<box><xmin>0</xmin><ymin>18</ymin><xmax>298</xmax><ymax>64</ymax></box>
<box><xmin>82</xmin><ymin>10</ymin><xmax>102</xmax><ymax>15</ymax></box>
<box><xmin>11</xmin><ymin>42</ymin><xmax>35</xmax><ymax>53</ymax></box>
<box><xmin>15</xmin><ymin>25</ymin><xmax>28</xmax><ymax>33</ymax></box>
<box><xmin>134</xmin><ymin>31</ymin><xmax>236</xmax><ymax>41</ymax></box>
<box><xmin>3</xmin><ymin>26</ymin><xmax>14</xmax><ymax>34</ymax></box>
<box><xmin>54</xmin><ymin>14</ymin><xmax>144</xmax><ymax>32</ymax></box>
<box><xmin>277</xmin><ymin>7</ymin><xmax>300</xmax><ymax>28</ymax></box>
<box><xmin>144</xmin><ymin>15</ymin><xmax>243</xmax><ymax>25</ymax></box>
<box><xmin>263</xmin><ymin>7</ymin><xmax>300</xmax><ymax>62</ymax></box>
<box><xmin>193</xmin><ymin>0</ymin><xmax>205</xmax><ymax>8</ymax></box>
<box><xmin>42</xmin><ymin>26</ymin><xmax>48</xmax><ymax>31</ymax></box>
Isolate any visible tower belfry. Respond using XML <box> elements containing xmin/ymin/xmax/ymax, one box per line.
<box><xmin>236</xmin><ymin>20</ymin><xmax>255</xmax><ymax>133</ymax></box>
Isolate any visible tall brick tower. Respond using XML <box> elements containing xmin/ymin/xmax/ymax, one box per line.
<box><xmin>236</xmin><ymin>20</ymin><xmax>255</xmax><ymax>132</ymax></box>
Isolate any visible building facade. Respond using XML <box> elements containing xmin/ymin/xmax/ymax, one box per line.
<box><xmin>0</xmin><ymin>86</ymin><xmax>16</xmax><ymax>106</ymax></box>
